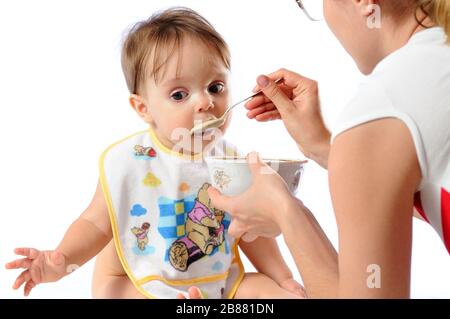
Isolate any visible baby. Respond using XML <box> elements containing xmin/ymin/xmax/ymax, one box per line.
<box><xmin>5</xmin><ymin>7</ymin><xmax>305</xmax><ymax>299</ymax></box>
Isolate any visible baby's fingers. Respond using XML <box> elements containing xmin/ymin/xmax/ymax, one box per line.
<box><xmin>13</xmin><ymin>270</ymin><xmax>31</xmax><ymax>290</ymax></box>
<box><xmin>177</xmin><ymin>287</ymin><xmax>203</xmax><ymax>299</ymax></box>
<box><xmin>176</xmin><ymin>293</ymin><xmax>187</xmax><ymax>299</ymax></box>
<box><xmin>14</xmin><ymin>247</ymin><xmax>40</xmax><ymax>259</ymax></box>
<box><xmin>24</xmin><ymin>280</ymin><xmax>36</xmax><ymax>297</ymax></box>
<box><xmin>5</xmin><ymin>258</ymin><xmax>32</xmax><ymax>270</ymax></box>
<box><xmin>187</xmin><ymin>287</ymin><xmax>203</xmax><ymax>299</ymax></box>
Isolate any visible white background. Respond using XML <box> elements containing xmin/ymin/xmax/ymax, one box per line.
<box><xmin>1</xmin><ymin>0</ymin><xmax>449</xmax><ymax>299</ymax></box>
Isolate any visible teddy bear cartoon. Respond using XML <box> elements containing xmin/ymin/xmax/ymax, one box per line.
<box><xmin>131</xmin><ymin>222</ymin><xmax>151</xmax><ymax>251</ymax></box>
<box><xmin>169</xmin><ymin>183</ymin><xmax>225</xmax><ymax>272</ymax></box>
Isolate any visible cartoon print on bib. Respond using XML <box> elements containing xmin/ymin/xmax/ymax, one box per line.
<box><xmin>133</xmin><ymin>144</ymin><xmax>157</xmax><ymax>160</ymax></box>
<box><xmin>131</xmin><ymin>222</ymin><xmax>151</xmax><ymax>251</ymax></box>
<box><xmin>179</xmin><ymin>182</ymin><xmax>190</xmax><ymax>193</ymax></box>
<box><xmin>157</xmin><ymin>195</ymin><xmax>196</xmax><ymax>260</ymax></box>
<box><xmin>143</xmin><ymin>172</ymin><xmax>161</xmax><ymax>188</ymax></box>
<box><xmin>100</xmin><ymin>131</ymin><xmax>245</xmax><ymax>298</ymax></box>
<box><xmin>130</xmin><ymin>204</ymin><xmax>147</xmax><ymax>217</ymax></box>
<box><xmin>168</xmin><ymin>183</ymin><xmax>228</xmax><ymax>272</ymax></box>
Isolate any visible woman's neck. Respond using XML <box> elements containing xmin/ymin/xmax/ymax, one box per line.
<box><xmin>380</xmin><ymin>8</ymin><xmax>435</xmax><ymax>61</ymax></box>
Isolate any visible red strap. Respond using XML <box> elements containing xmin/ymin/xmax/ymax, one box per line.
<box><xmin>441</xmin><ymin>187</ymin><xmax>450</xmax><ymax>254</ymax></box>
<box><xmin>414</xmin><ymin>191</ymin><xmax>430</xmax><ymax>223</ymax></box>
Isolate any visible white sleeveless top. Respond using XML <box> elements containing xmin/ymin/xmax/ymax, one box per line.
<box><xmin>99</xmin><ymin>129</ymin><xmax>244</xmax><ymax>298</ymax></box>
<box><xmin>332</xmin><ymin>27</ymin><xmax>450</xmax><ymax>254</ymax></box>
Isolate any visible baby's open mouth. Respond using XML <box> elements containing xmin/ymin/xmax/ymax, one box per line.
<box><xmin>204</xmin><ymin>116</ymin><xmax>218</xmax><ymax>122</ymax></box>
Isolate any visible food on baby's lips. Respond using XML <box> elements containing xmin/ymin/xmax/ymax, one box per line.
<box><xmin>190</xmin><ymin>115</ymin><xmax>221</xmax><ymax>136</ymax></box>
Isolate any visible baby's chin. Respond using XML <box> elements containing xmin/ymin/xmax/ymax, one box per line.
<box><xmin>171</xmin><ymin>128</ymin><xmax>226</xmax><ymax>155</ymax></box>
<box><xmin>192</xmin><ymin>129</ymin><xmax>224</xmax><ymax>151</ymax></box>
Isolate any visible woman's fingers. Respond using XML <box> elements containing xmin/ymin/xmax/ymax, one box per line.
<box><xmin>256</xmin><ymin>75</ymin><xmax>295</xmax><ymax>117</ymax></box>
<box><xmin>207</xmin><ymin>187</ymin><xmax>234</xmax><ymax>213</ymax></box>
<box><xmin>255</xmin><ymin>110</ymin><xmax>282</xmax><ymax>122</ymax></box>
<box><xmin>246</xmin><ymin>84</ymin><xmax>292</xmax><ymax>111</ymax></box>
<box><xmin>241</xmin><ymin>233</ymin><xmax>258</xmax><ymax>242</ymax></box>
<box><xmin>245</xmin><ymin>94</ymin><xmax>271</xmax><ymax>110</ymax></box>
<box><xmin>246</xmin><ymin>152</ymin><xmax>276</xmax><ymax>176</ymax></box>
<box><xmin>13</xmin><ymin>270</ymin><xmax>31</xmax><ymax>290</ymax></box>
<box><xmin>267</xmin><ymin>68</ymin><xmax>308</xmax><ymax>90</ymax></box>
<box><xmin>246</xmin><ymin>103</ymin><xmax>277</xmax><ymax>119</ymax></box>
<box><xmin>5</xmin><ymin>258</ymin><xmax>32</xmax><ymax>270</ymax></box>
<box><xmin>252</xmin><ymin>69</ymin><xmax>303</xmax><ymax>94</ymax></box>
<box><xmin>14</xmin><ymin>248</ymin><xmax>40</xmax><ymax>259</ymax></box>
<box><xmin>228</xmin><ymin>220</ymin><xmax>246</xmax><ymax>238</ymax></box>
<box><xmin>24</xmin><ymin>279</ymin><xmax>36</xmax><ymax>297</ymax></box>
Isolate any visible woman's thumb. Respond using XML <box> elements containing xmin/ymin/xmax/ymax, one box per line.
<box><xmin>246</xmin><ymin>152</ymin><xmax>274</xmax><ymax>176</ymax></box>
<box><xmin>208</xmin><ymin>187</ymin><xmax>232</xmax><ymax>212</ymax></box>
<box><xmin>257</xmin><ymin>75</ymin><xmax>294</xmax><ymax>115</ymax></box>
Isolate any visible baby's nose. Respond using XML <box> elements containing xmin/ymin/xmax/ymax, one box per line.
<box><xmin>195</xmin><ymin>96</ymin><xmax>214</xmax><ymax>112</ymax></box>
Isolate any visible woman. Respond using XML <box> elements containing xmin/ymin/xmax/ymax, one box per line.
<box><xmin>204</xmin><ymin>0</ymin><xmax>450</xmax><ymax>298</ymax></box>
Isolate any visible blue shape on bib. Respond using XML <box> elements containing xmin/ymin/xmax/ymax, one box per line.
<box><xmin>132</xmin><ymin>245</ymin><xmax>156</xmax><ymax>256</ymax></box>
<box><xmin>212</xmin><ymin>261</ymin><xmax>224</xmax><ymax>272</ymax></box>
<box><xmin>130</xmin><ymin>204</ymin><xmax>147</xmax><ymax>217</ymax></box>
<box><xmin>133</xmin><ymin>153</ymin><xmax>156</xmax><ymax>161</ymax></box>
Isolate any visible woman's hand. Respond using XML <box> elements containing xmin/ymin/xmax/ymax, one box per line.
<box><xmin>5</xmin><ymin>248</ymin><xmax>67</xmax><ymax>296</ymax></box>
<box><xmin>246</xmin><ymin>69</ymin><xmax>331</xmax><ymax>168</ymax></box>
<box><xmin>208</xmin><ymin>152</ymin><xmax>297</xmax><ymax>240</ymax></box>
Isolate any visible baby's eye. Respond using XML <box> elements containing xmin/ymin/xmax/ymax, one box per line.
<box><xmin>171</xmin><ymin>91</ymin><xmax>188</xmax><ymax>101</ymax></box>
<box><xmin>208</xmin><ymin>83</ymin><xmax>224</xmax><ymax>94</ymax></box>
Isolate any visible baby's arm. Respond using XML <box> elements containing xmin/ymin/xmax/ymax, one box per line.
<box><xmin>5</xmin><ymin>181</ymin><xmax>112</xmax><ymax>296</ymax></box>
<box><xmin>56</xmin><ymin>181</ymin><xmax>112</xmax><ymax>267</ymax></box>
<box><xmin>239</xmin><ymin>237</ymin><xmax>306</xmax><ymax>297</ymax></box>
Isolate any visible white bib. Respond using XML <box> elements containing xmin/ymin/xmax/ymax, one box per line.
<box><xmin>99</xmin><ymin>129</ymin><xmax>244</xmax><ymax>298</ymax></box>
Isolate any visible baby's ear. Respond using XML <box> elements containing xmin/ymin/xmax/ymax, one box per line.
<box><xmin>129</xmin><ymin>94</ymin><xmax>154</xmax><ymax>124</ymax></box>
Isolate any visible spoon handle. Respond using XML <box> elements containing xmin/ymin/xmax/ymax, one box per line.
<box><xmin>223</xmin><ymin>78</ymin><xmax>283</xmax><ymax>116</ymax></box>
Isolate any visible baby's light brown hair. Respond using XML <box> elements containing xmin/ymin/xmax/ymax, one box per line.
<box><xmin>121</xmin><ymin>7</ymin><xmax>231</xmax><ymax>95</ymax></box>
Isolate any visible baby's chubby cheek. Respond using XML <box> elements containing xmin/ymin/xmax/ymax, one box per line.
<box><xmin>165</xmin><ymin>118</ymin><xmax>193</xmax><ymax>140</ymax></box>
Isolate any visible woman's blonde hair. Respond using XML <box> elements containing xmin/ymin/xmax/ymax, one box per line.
<box><xmin>386</xmin><ymin>0</ymin><xmax>450</xmax><ymax>43</ymax></box>
<box><xmin>414</xmin><ymin>0</ymin><xmax>450</xmax><ymax>43</ymax></box>
<box><xmin>425</xmin><ymin>0</ymin><xmax>450</xmax><ymax>43</ymax></box>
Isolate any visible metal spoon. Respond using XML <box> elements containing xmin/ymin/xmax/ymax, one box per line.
<box><xmin>190</xmin><ymin>78</ymin><xmax>283</xmax><ymax>135</ymax></box>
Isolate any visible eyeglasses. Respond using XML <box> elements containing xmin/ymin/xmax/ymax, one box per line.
<box><xmin>295</xmin><ymin>0</ymin><xmax>324</xmax><ymax>21</ymax></box>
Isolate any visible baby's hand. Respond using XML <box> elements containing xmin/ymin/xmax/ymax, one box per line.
<box><xmin>279</xmin><ymin>278</ymin><xmax>307</xmax><ymax>298</ymax></box>
<box><xmin>5</xmin><ymin>248</ymin><xmax>67</xmax><ymax>296</ymax></box>
<box><xmin>176</xmin><ymin>286</ymin><xmax>204</xmax><ymax>299</ymax></box>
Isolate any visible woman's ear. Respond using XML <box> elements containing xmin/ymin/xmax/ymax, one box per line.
<box><xmin>353</xmin><ymin>0</ymin><xmax>378</xmax><ymax>17</ymax></box>
<box><xmin>129</xmin><ymin>94</ymin><xmax>154</xmax><ymax>124</ymax></box>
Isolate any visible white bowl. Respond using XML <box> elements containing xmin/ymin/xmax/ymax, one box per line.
<box><xmin>205</xmin><ymin>156</ymin><xmax>307</xmax><ymax>196</ymax></box>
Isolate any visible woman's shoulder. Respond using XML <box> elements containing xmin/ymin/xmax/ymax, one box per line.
<box><xmin>333</xmin><ymin>29</ymin><xmax>450</xmax><ymax>186</ymax></box>
<box><xmin>334</xmin><ymin>27</ymin><xmax>450</xmax><ymax>136</ymax></box>
<box><xmin>373</xmin><ymin>27</ymin><xmax>450</xmax><ymax>86</ymax></box>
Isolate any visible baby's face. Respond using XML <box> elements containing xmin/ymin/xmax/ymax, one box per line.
<box><xmin>133</xmin><ymin>37</ymin><xmax>230</xmax><ymax>154</ymax></box>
